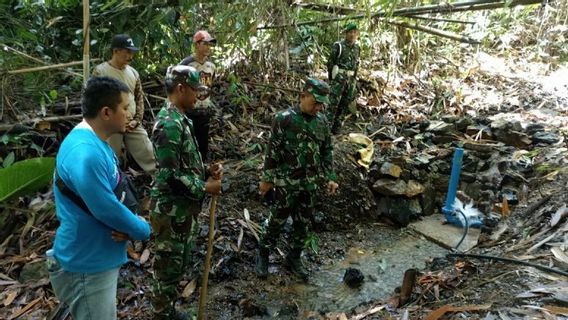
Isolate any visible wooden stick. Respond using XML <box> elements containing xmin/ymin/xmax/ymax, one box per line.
<box><xmin>83</xmin><ymin>0</ymin><xmax>90</xmax><ymax>85</ymax></box>
<box><xmin>0</xmin><ymin>114</ymin><xmax>83</xmax><ymax>132</ymax></box>
<box><xmin>7</xmin><ymin>60</ymin><xmax>96</xmax><ymax>75</ymax></box>
<box><xmin>197</xmin><ymin>195</ymin><xmax>219</xmax><ymax>320</ymax></box>
<box><xmin>387</xmin><ymin>19</ymin><xmax>481</xmax><ymax>44</ymax></box>
<box><xmin>1</xmin><ymin>44</ymin><xmax>85</xmax><ymax>78</ymax></box>
<box><xmin>404</xmin><ymin>15</ymin><xmax>476</xmax><ymax>24</ymax></box>
<box><xmin>258</xmin><ymin>0</ymin><xmax>542</xmax><ymax>29</ymax></box>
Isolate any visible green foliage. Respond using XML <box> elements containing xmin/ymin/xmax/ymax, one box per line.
<box><xmin>0</xmin><ymin>157</ymin><xmax>55</xmax><ymax>202</ymax></box>
<box><xmin>304</xmin><ymin>232</ymin><xmax>320</xmax><ymax>254</ymax></box>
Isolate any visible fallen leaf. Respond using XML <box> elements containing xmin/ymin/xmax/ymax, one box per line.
<box><xmin>181</xmin><ymin>279</ymin><xmax>196</xmax><ymax>299</ymax></box>
<box><xmin>3</xmin><ymin>290</ymin><xmax>18</xmax><ymax>306</ymax></box>
<box><xmin>550</xmin><ymin>204</ymin><xmax>568</xmax><ymax>227</ymax></box>
<box><xmin>139</xmin><ymin>248</ymin><xmax>151</xmax><ymax>265</ymax></box>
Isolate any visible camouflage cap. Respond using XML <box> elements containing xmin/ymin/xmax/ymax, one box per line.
<box><xmin>303</xmin><ymin>77</ymin><xmax>330</xmax><ymax>105</ymax></box>
<box><xmin>165</xmin><ymin>65</ymin><xmax>207</xmax><ymax>91</ymax></box>
<box><xmin>344</xmin><ymin>22</ymin><xmax>358</xmax><ymax>32</ymax></box>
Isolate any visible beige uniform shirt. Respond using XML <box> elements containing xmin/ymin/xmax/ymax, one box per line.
<box><xmin>185</xmin><ymin>60</ymin><xmax>216</xmax><ymax>110</ymax></box>
<box><xmin>93</xmin><ymin>62</ymin><xmax>142</xmax><ymax>120</ymax></box>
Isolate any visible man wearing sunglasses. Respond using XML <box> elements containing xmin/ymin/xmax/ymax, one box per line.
<box><xmin>179</xmin><ymin>30</ymin><xmax>218</xmax><ymax>162</ymax></box>
<box><xmin>150</xmin><ymin>65</ymin><xmax>223</xmax><ymax>319</ymax></box>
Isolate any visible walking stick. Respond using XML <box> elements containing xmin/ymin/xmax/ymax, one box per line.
<box><xmin>197</xmin><ymin>195</ymin><xmax>218</xmax><ymax>320</ymax></box>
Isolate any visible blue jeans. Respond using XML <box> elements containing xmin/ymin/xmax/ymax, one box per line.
<box><xmin>46</xmin><ymin>250</ymin><xmax>119</xmax><ymax>320</ymax></box>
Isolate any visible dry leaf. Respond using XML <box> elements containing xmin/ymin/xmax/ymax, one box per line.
<box><xmin>502</xmin><ymin>198</ymin><xmax>510</xmax><ymax>217</ymax></box>
<box><xmin>550</xmin><ymin>204</ymin><xmax>568</xmax><ymax>227</ymax></box>
<box><xmin>237</xmin><ymin>227</ymin><xmax>244</xmax><ymax>252</ymax></box>
<box><xmin>181</xmin><ymin>279</ymin><xmax>196</xmax><ymax>299</ymax></box>
<box><xmin>3</xmin><ymin>290</ymin><xmax>18</xmax><ymax>307</ymax></box>
<box><xmin>139</xmin><ymin>248</ymin><xmax>151</xmax><ymax>265</ymax></box>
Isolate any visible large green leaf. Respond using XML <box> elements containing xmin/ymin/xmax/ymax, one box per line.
<box><xmin>0</xmin><ymin>157</ymin><xmax>56</xmax><ymax>202</ymax></box>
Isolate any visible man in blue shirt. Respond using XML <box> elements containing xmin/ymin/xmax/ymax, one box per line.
<box><xmin>47</xmin><ymin>76</ymin><xmax>151</xmax><ymax>320</ymax></box>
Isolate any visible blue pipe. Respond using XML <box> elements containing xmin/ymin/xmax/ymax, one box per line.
<box><xmin>442</xmin><ymin>148</ymin><xmax>482</xmax><ymax>228</ymax></box>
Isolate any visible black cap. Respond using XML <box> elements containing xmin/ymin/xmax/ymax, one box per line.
<box><xmin>111</xmin><ymin>34</ymin><xmax>139</xmax><ymax>51</ymax></box>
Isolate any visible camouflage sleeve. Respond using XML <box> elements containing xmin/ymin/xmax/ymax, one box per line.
<box><xmin>134</xmin><ymin>78</ymin><xmax>144</xmax><ymax>123</ymax></box>
<box><xmin>327</xmin><ymin>42</ymin><xmax>340</xmax><ymax>80</ymax></box>
<box><xmin>261</xmin><ymin>115</ymin><xmax>284</xmax><ymax>183</ymax></box>
<box><xmin>321</xmin><ymin>125</ymin><xmax>337</xmax><ymax>182</ymax></box>
<box><xmin>153</xmin><ymin>120</ymin><xmax>206</xmax><ymax>199</ymax></box>
<box><xmin>354</xmin><ymin>44</ymin><xmax>361</xmax><ymax>76</ymax></box>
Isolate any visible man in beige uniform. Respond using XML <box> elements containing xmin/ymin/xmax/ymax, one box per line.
<box><xmin>93</xmin><ymin>34</ymin><xmax>156</xmax><ymax>174</ymax></box>
<box><xmin>179</xmin><ymin>30</ymin><xmax>217</xmax><ymax>161</ymax></box>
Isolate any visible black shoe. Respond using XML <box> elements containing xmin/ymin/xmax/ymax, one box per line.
<box><xmin>286</xmin><ymin>251</ymin><xmax>309</xmax><ymax>282</ymax></box>
<box><xmin>255</xmin><ymin>248</ymin><xmax>269</xmax><ymax>278</ymax></box>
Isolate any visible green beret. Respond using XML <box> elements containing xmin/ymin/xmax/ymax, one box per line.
<box><xmin>344</xmin><ymin>22</ymin><xmax>358</xmax><ymax>32</ymax></box>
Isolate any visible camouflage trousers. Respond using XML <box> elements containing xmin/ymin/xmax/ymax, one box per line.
<box><xmin>259</xmin><ymin>188</ymin><xmax>316</xmax><ymax>252</ymax></box>
<box><xmin>326</xmin><ymin>76</ymin><xmax>357</xmax><ymax>133</ymax></box>
<box><xmin>150</xmin><ymin>199</ymin><xmax>202</xmax><ymax>319</ymax></box>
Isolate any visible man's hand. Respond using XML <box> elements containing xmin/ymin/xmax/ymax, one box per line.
<box><xmin>111</xmin><ymin>230</ymin><xmax>132</xmax><ymax>242</ymax></box>
<box><xmin>327</xmin><ymin>181</ymin><xmax>339</xmax><ymax>195</ymax></box>
<box><xmin>209</xmin><ymin>163</ymin><xmax>223</xmax><ymax>180</ymax></box>
<box><xmin>126</xmin><ymin>120</ymin><xmax>139</xmax><ymax>131</ymax></box>
<box><xmin>259</xmin><ymin>181</ymin><xmax>274</xmax><ymax>197</ymax></box>
<box><xmin>205</xmin><ymin>177</ymin><xmax>222</xmax><ymax>195</ymax></box>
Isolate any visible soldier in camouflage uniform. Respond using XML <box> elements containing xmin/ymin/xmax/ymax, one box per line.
<box><xmin>150</xmin><ymin>65</ymin><xmax>223</xmax><ymax>320</ymax></box>
<box><xmin>326</xmin><ymin>22</ymin><xmax>360</xmax><ymax>134</ymax></box>
<box><xmin>256</xmin><ymin>77</ymin><xmax>339</xmax><ymax>282</ymax></box>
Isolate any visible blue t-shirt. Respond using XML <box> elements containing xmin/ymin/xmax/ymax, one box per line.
<box><xmin>52</xmin><ymin>121</ymin><xmax>151</xmax><ymax>273</ymax></box>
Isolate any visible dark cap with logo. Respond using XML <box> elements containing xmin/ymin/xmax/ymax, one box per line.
<box><xmin>111</xmin><ymin>34</ymin><xmax>139</xmax><ymax>51</ymax></box>
<box><xmin>165</xmin><ymin>65</ymin><xmax>208</xmax><ymax>91</ymax></box>
<box><xmin>303</xmin><ymin>77</ymin><xmax>330</xmax><ymax>105</ymax></box>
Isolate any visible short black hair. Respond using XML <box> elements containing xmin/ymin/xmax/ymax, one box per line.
<box><xmin>82</xmin><ymin>76</ymin><xmax>129</xmax><ymax>119</ymax></box>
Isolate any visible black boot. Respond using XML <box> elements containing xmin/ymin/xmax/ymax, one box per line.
<box><xmin>255</xmin><ymin>247</ymin><xmax>269</xmax><ymax>278</ymax></box>
<box><xmin>286</xmin><ymin>250</ymin><xmax>309</xmax><ymax>282</ymax></box>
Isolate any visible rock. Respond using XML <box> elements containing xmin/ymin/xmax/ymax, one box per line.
<box><xmin>500</xmin><ymin>187</ymin><xmax>519</xmax><ymax>205</ymax></box>
<box><xmin>462</xmin><ymin>182</ymin><xmax>483</xmax><ymax>200</ymax></box>
<box><xmin>532</xmin><ymin>131</ymin><xmax>560</xmax><ymax>144</ymax></box>
<box><xmin>402</xmin><ymin>128</ymin><xmax>420</xmax><ymax>137</ymax></box>
<box><xmin>466</xmin><ymin>125</ymin><xmax>493</xmax><ymax>140</ymax></box>
<box><xmin>493</xmin><ymin>130</ymin><xmax>532</xmax><ymax>148</ymax></box>
<box><xmin>406</xmin><ymin>180</ymin><xmax>425</xmax><ymax>197</ymax></box>
<box><xmin>526</xmin><ymin>123</ymin><xmax>545</xmax><ymax>135</ymax></box>
<box><xmin>378</xmin><ymin>197</ymin><xmax>422</xmax><ymax>226</ymax></box>
<box><xmin>239</xmin><ymin>299</ymin><xmax>269</xmax><ymax>317</ymax></box>
<box><xmin>441</xmin><ymin>115</ymin><xmax>457</xmax><ymax>123</ymax></box>
<box><xmin>380</xmin><ymin>162</ymin><xmax>402</xmax><ymax>178</ymax></box>
<box><xmin>420</xmin><ymin>182</ymin><xmax>437</xmax><ymax>216</ymax></box>
<box><xmin>19</xmin><ymin>260</ymin><xmax>48</xmax><ymax>283</ymax></box>
<box><xmin>455</xmin><ymin>118</ymin><xmax>474</xmax><ymax>132</ymax></box>
<box><xmin>432</xmin><ymin>135</ymin><xmax>459</xmax><ymax>144</ymax></box>
<box><xmin>373</xmin><ymin>179</ymin><xmax>407</xmax><ymax>196</ymax></box>
<box><xmin>343</xmin><ymin>268</ymin><xmax>365</xmax><ymax>288</ymax></box>
<box><xmin>426</xmin><ymin>121</ymin><xmax>453</xmax><ymax>134</ymax></box>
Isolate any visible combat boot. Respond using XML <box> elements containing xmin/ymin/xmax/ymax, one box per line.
<box><xmin>286</xmin><ymin>250</ymin><xmax>309</xmax><ymax>282</ymax></box>
<box><xmin>255</xmin><ymin>247</ymin><xmax>269</xmax><ymax>278</ymax></box>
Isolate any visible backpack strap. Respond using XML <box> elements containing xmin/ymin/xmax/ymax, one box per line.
<box><xmin>54</xmin><ymin>168</ymin><xmax>92</xmax><ymax>216</ymax></box>
<box><xmin>334</xmin><ymin>41</ymin><xmax>343</xmax><ymax>60</ymax></box>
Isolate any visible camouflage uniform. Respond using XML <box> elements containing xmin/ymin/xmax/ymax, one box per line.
<box><xmin>150</xmin><ymin>76</ymin><xmax>207</xmax><ymax>318</ymax></box>
<box><xmin>326</xmin><ymin>23</ymin><xmax>360</xmax><ymax>134</ymax></box>
<box><xmin>258</xmin><ymin>78</ymin><xmax>337</xmax><ymax>279</ymax></box>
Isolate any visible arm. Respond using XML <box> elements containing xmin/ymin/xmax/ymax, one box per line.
<box><xmin>153</xmin><ymin>121</ymin><xmax>207</xmax><ymax>200</ymax></box>
<box><xmin>327</xmin><ymin>42</ymin><xmax>340</xmax><ymax>81</ymax></box>
<box><xmin>320</xmin><ymin>125</ymin><xmax>337</xmax><ymax>183</ymax></box>
<box><xmin>134</xmin><ymin>77</ymin><xmax>144</xmax><ymax>123</ymax></box>
<box><xmin>261</xmin><ymin>116</ymin><xmax>285</xmax><ymax>184</ymax></box>
<box><xmin>72</xmin><ymin>154</ymin><xmax>151</xmax><ymax>241</ymax></box>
